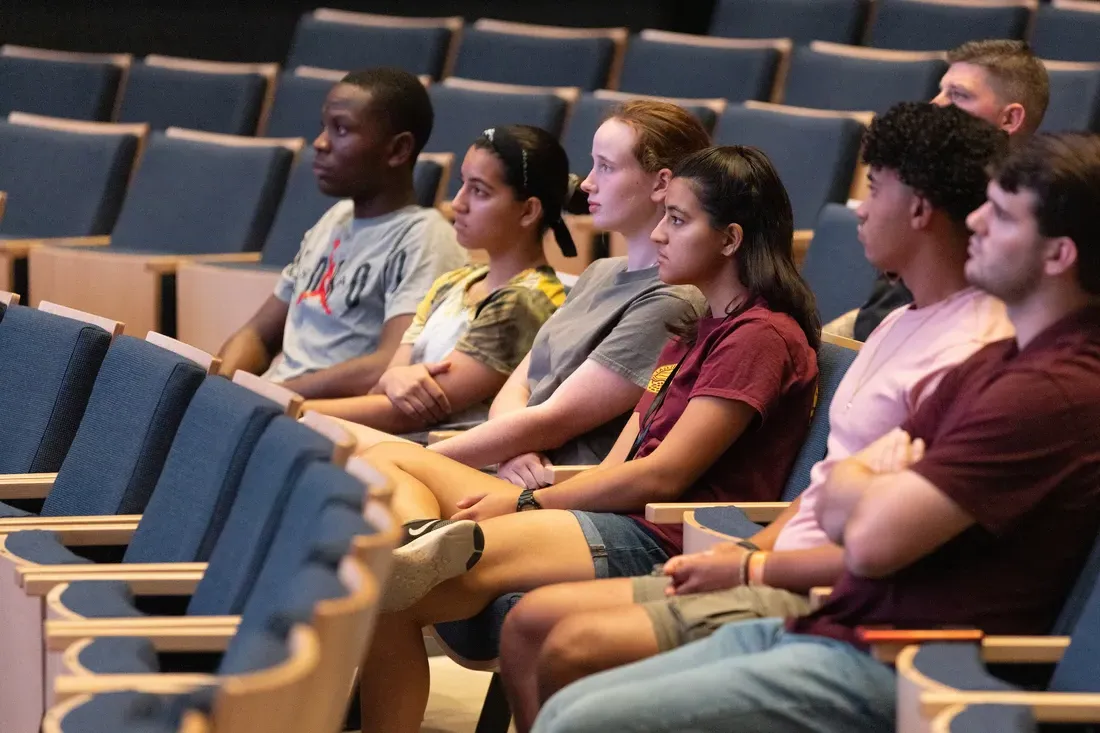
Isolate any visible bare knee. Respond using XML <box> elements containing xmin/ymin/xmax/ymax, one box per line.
<box><xmin>503</xmin><ymin>587</ymin><xmax>574</xmax><ymax>650</ymax></box>
<box><xmin>536</xmin><ymin>616</ymin><xmax>617</xmax><ymax>701</ymax></box>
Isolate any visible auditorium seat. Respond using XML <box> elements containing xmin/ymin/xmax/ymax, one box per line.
<box><xmin>117</xmin><ymin>56</ymin><xmax>278</xmax><ymax>136</ymax></box>
<box><xmin>173</xmin><ymin>149</ymin><xmax>450</xmax><ymax>353</ymax></box>
<box><xmin>0</xmin><ymin>45</ymin><xmax>129</xmax><ymax>121</ymax></box>
<box><xmin>0</xmin><ymin>114</ymin><xmax>146</xmax><ymax>299</ymax></box>
<box><xmin>895</xmin><ymin>533</ymin><xmax>1100</xmax><ymax>732</ymax></box>
<box><xmin>708</xmin><ymin>0</ymin><xmax>870</xmax><ymax>45</ymax></box>
<box><xmin>0</xmin><ymin>302</ymin><xmax>117</xmax><ymax>476</ymax></box>
<box><xmin>800</xmin><ymin>204</ymin><xmax>880</xmax><ymax>325</ymax></box>
<box><xmin>1042</xmin><ymin>60</ymin><xmax>1100</xmax><ymax>133</ymax></box>
<box><xmin>782</xmin><ymin>43</ymin><xmax>947</xmax><ymax>115</ymax></box>
<box><xmin>28</xmin><ymin>128</ymin><xmax>300</xmax><ymax>337</ymax></box>
<box><xmin>713</xmin><ymin>102</ymin><xmax>869</xmax><ymax>230</ymax></box>
<box><xmin>617</xmin><ymin>31</ymin><xmax>788</xmax><ymax>103</ymax></box>
<box><xmin>286</xmin><ymin>8</ymin><xmax>460</xmax><ymax>79</ymax></box>
<box><xmin>1031</xmin><ymin>0</ymin><xmax>1100</xmax><ymax>63</ymax></box>
<box><xmin>426</xmin><ymin>78</ymin><xmax>576</xmax><ymax>197</ymax></box>
<box><xmin>866</xmin><ymin>0</ymin><xmax>1033</xmax><ymax>52</ymax></box>
<box><xmin>449</xmin><ymin>19</ymin><xmax>627</xmax><ymax>91</ymax></box>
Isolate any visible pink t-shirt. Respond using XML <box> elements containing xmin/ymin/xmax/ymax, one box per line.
<box><xmin>772</xmin><ymin>287</ymin><xmax>1013</xmax><ymax>552</ymax></box>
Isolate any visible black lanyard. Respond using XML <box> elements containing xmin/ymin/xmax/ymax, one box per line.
<box><xmin>625</xmin><ymin>357</ymin><xmax>685</xmax><ymax>462</ymax></box>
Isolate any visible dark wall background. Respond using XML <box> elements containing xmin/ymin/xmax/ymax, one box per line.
<box><xmin>0</xmin><ymin>1</ymin><xmax>718</xmax><ymax>63</ymax></box>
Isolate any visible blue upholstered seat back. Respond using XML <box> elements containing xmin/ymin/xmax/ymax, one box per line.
<box><xmin>0</xmin><ymin>121</ymin><xmax>138</xmax><ymax>238</ymax></box>
<box><xmin>783</xmin><ymin>47</ymin><xmax>946</xmax><ymax>116</ymax></box>
<box><xmin>713</xmin><ymin>106</ymin><xmax>864</xmax><ymax>230</ymax></box>
<box><xmin>1052</xmin><ymin>533</ymin><xmax>1100</xmax><ymax>635</ymax></box>
<box><xmin>781</xmin><ymin>341</ymin><xmax>859</xmax><ymax>500</ymax></box>
<box><xmin>801</xmin><ymin>204</ymin><xmax>880</xmax><ymax>324</ymax></box>
<box><xmin>413</xmin><ymin>158</ymin><xmax>445</xmax><ymax>209</ymax></box>
<box><xmin>231</xmin><ymin>462</ymin><xmax>365</xmax><ymax>625</ymax></box>
<box><xmin>117</xmin><ymin>61</ymin><xmax>267</xmax><ymax>135</ymax></box>
<box><xmin>123</xmin><ymin>378</ymin><xmax>283</xmax><ymax>563</ymax></box>
<box><xmin>617</xmin><ymin>37</ymin><xmax>781</xmax><ymax>102</ymax></box>
<box><xmin>452</xmin><ymin>28</ymin><xmax>616</xmax><ymax>91</ymax></box>
<box><xmin>109</xmin><ymin>132</ymin><xmax>294</xmax><ymax>256</ymax></box>
<box><xmin>185</xmin><ymin>417</ymin><xmax>334</xmax><ymax>616</ymax></box>
<box><xmin>0</xmin><ymin>55</ymin><xmax>121</xmax><ymax>121</ymax></box>
<box><xmin>0</xmin><ymin>305</ymin><xmax>111</xmax><ymax>473</ymax></box>
<box><xmin>708</xmin><ymin>0</ymin><xmax>869</xmax><ymax>44</ymax></box>
<box><xmin>41</xmin><ymin>336</ymin><xmax>207</xmax><ymax>517</ymax></box>
<box><xmin>1042</xmin><ymin>66</ymin><xmax>1100</xmax><ymax>134</ymax></box>
<box><xmin>1032</xmin><ymin>4</ymin><xmax>1100</xmax><ymax>63</ymax></box>
<box><xmin>258</xmin><ymin>149</ymin><xmax>339</xmax><ymax>267</ymax></box>
<box><xmin>286</xmin><ymin>15</ymin><xmax>454</xmax><ymax>78</ymax></box>
<box><xmin>1050</xmin><ymin>545</ymin><xmax>1100</xmax><ymax>693</ymax></box>
<box><xmin>868</xmin><ymin>0</ymin><xmax>1031</xmax><ymax>51</ymax></box>
<box><xmin>264</xmin><ymin>71</ymin><xmax>332</xmax><ymax>140</ymax></box>
<box><xmin>426</xmin><ymin>85</ymin><xmax>570</xmax><ymax>197</ymax></box>
<box><xmin>561</xmin><ymin>94</ymin><xmax>719</xmax><ymax>179</ymax></box>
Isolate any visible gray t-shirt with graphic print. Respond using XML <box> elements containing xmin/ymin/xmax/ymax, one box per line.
<box><xmin>526</xmin><ymin>257</ymin><xmax>705</xmax><ymax>466</ymax></box>
<box><xmin>265</xmin><ymin>201</ymin><xmax>466</xmax><ymax>382</ymax></box>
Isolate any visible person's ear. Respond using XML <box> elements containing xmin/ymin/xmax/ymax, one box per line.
<box><xmin>519</xmin><ymin>196</ymin><xmax>544</xmax><ymax>230</ymax></box>
<box><xmin>1044</xmin><ymin>235</ymin><xmax>1080</xmax><ymax>280</ymax></box>
<box><xmin>910</xmin><ymin>194</ymin><xmax>934</xmax><ymax>231</ymax></box>
<box><xmin>721</xmin><ymin>223</ymin><xmax>744</xmax><ymax>258</ymax></box>
<box><xmin>386</xmin><ymin>131</ymin><xmax>416</xmax><ymax>169</ymax></box>
<box><xmin>1000</xmin><ymin>103</ymin><xmax>1027</xmax><ymax>136</ymax></box>
<box><xmin>651</xmin><ymin>168</ymin><xmax>673</xmax><ymax>203</ymax></box>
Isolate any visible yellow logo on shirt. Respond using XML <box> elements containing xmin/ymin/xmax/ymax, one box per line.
<box><xmin>647</xmin><ymin>364</ymin><xmax>677</xmax><ymax>393</ymax></box>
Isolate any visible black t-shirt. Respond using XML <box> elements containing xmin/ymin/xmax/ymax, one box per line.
<box><xmin>854</xmin><ymin>275</ymin><xmax>914</xmax><ymax>341</ymax></box>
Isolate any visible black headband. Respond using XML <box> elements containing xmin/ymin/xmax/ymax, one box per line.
<box><xmin>481</xmin><ymin>127</ymin><xmax>576</xmax><ymax>258</ymax></box>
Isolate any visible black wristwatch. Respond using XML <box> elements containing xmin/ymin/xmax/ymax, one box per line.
<box><xmin>517</xmin><ymin>488</ymin><xmax>543</xmax><ymax>512</ymax></box>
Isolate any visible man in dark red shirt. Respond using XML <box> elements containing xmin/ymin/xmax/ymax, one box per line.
<box><xmin>529</xmin><ymin>133</ymin><xmax>1100</xmax><ymax>733</ymax></box>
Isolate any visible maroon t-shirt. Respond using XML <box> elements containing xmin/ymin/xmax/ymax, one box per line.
<box><xmin>790</xmin><ymin>307</ymin><xmax>1100</xmax><ymax>646</ymax></box>
<box><xmin>628</xmin><ymin>300</ymin><xmax>818</xmax><ymax>554</ymax></box>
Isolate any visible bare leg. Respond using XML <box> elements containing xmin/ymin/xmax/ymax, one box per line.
<box><xmin>535</xmin><ymin>605</ymin><xmax>662</xmax><ymax>710</ymax></box>
<box><xmin>360</xmin><ymin>509</ymin><xmax>597</xmax><ymax>733</ymax></box>
<box><xmin>361</xmin><ymin>442</ymin><xmax>522</xmax><ymax>523</ymax></box>
<box><xmin>500</xmin><ymin>579</ymin><xmax>639</xmax><ymax>733</ymax></box>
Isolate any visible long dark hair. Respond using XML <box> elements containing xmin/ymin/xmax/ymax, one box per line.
<box><xmin>672</xmin><ymin>146</ymin><xmax>821</xmax><ymax>350</ymax></box>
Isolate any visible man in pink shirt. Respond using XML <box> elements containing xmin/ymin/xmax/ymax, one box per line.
<box><xmin>497</xmin><ymin>103</ymin><xmax>1014</xmax><ymax>732</ymax></box>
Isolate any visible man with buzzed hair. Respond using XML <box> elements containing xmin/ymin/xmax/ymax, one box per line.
<box><xmin>218</xmin><ymin>68</ymin><xmax>465</xmax><ymax>398</ymax></box>
<box><xmin>840</xmin><ymin>39</ymin><xmax>1050</xmax><ymax>341</ymax></box>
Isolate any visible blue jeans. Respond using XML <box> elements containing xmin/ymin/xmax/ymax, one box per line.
<box><xmin>532</xmin><ymin>618</ymin><xmax>896</xmax><ymax>733</ymax></box>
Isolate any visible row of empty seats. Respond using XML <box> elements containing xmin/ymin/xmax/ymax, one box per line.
<box><xmin>0</xmin><ymin>298</ymin><xmax>396</xmax><ymax>733</ymax></box>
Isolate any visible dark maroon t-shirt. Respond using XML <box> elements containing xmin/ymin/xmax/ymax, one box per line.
<box><xmin>790</xmin><ymin>307</ymin><xmax>1100</xmax><ymax>646</ymax></box>
<box><xmin>628</xmin><ymin>300</ymin><xmax>818</xmax><ymax>554</ymax></box>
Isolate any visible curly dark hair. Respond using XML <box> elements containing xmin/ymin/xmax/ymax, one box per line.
<box><xmin>862</xmin><ymin>102</ymin><xmax>1009</xmax><ymax>225</ymax></box>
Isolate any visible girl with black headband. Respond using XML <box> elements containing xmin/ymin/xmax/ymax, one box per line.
<box><xmin>305</xmin><ymin>125</ymin><xmax>570</xmax><ymax>433</ymax></box>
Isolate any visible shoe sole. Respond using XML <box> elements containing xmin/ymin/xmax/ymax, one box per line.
<box><xmin>383</xmin><ymin>520</ymin><xmax>485</xmax><ymax>613</ymax></box>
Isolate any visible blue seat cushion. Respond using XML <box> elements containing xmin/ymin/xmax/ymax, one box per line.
<box><xmin>216</xmin><ymin>627</ymin><xmax>290</xmax><ymax>676</ymax></box>
<box><xmin>434</xmin><ymin>592</ymin><xmax>526</xmax><ymax>663</ymax></box>
<box><xmin>56</xmin><ymin>691</ymin><xmax>191</xmax><ymax>733</ymax></box>
<box><xmin>4</xmin><ymin>529</ymin><xmax>92</xmax><ymax>566</ymax></box>
<box><xmin>60</xmin><ymin>580</ymin><xmax>145</xmax><ymax>619</ymax></box>
<box><xmin>911</xmin><ymin>643</ymin><xmax>1017</xmax><ymax>692</ymax></box>
<box><xmin>77</xmin><ymin>637</ymin><xmax>160</xmax><ymax>674</ymax></box>
<box><xmin>693</xmin><ymin>506</ymin><xmax>766</xmax><ymax>539</ymax></box>
<box><xmin>0</xmin><ymin>502</ymin><xmax>34</xmax><ymax>518</ymax></box>
<box><xmin>946</xmin><ymin>704</ymin><xmax>1036</xmax><ymax>733</ymax></box>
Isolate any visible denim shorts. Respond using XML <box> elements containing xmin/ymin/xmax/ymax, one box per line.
<box><xmin>568</xmin><ymin>510</ymin><xmax>670</xmax><ymax>579</ymax></box>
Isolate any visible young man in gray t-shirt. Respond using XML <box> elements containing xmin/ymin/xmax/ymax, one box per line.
<box><xmin>218</xmin><ymin>68</ymin><xmax>464</xmax><ymax>399</ymax></box>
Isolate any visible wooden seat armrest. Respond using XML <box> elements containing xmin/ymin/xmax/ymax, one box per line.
<box><xmin>54</xmin><ymin>673</ymin><xmax>219</xmax><ymax>701</ymax></box>
<box><xmin>793</xmin><ymin>229</ymin><xmax>813</xmax><ymax>267</ymax></box>
<box><xmin>546</xmin><ymin>465</ymin><xmax>595</xmax><ymax>484</ymax></box>
<box><xmin>427</xmin><ymin>430</ymin><xmax>466</xmax><ymax>444</ymax></box>
<box><xmin>0</xmin><ymin>236</ymin><xmax>111</xmax><ymax>256</ymax></box>
<box><xmin>979</xmin><ymin>635</ymin><xmax>1070</xmax><ymax>664</ymax></box>
<box><xmin>0</xmin><ymin>472</ymin><xmax>57</xmax><ymax>499</ymax></box>
<box><xmin>145</xmin><ymin>252</ymin><xmax>263</xmax><ymax>275</ymax></box>
<box><xmin>921</xmin><ymin>691</ymin><xmax>1100</xmax><ymax>723</ymax></box>
<box><xmin>24</xmin><ymin>566</ymin><xmax>206</xmax><ymax>595</ymax></box>
<box><xmin>0</xmin><ymin>516</ymin><xmax>141</xmax><ymax>536</ymax></box>
<box><xmin>862</xmin><ymin>628</ymin><xmax>984</xmax><ymax>664</ymax></box>
<box><xmin>808</xmin><ymin>586</ymin><xmax>833</xmax><ymax>611</ymax></box>
<box><xmin>644</xmin><ymin>502</ymin><xmax>791</xmax><ymax>524</ymax></box>
<box><xmin>47</xmin><ymin>617</ymin><xmax>239</xmax><ymax>653</ymax></box>
<box><xmin>8</xmin><ymin>523</ymin><xmax>138</xmax><ymax>560</ymax></box>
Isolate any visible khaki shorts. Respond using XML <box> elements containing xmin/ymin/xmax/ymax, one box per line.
<box><xmin>632</xmin><ymin>576</ymin><xmax>813</xmax><ymax>652</ymax></box>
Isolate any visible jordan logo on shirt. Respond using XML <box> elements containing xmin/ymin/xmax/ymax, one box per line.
<box><xmin>297</xmin><ymin>238</ymin><xmax>342</xmax><ymax>314</ymax></box>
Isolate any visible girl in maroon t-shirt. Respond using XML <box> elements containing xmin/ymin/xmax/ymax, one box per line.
<box><xmin>358</xmin><ymin>145</ymin><xmax>820</xmax><ymax>733</ymax></box>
